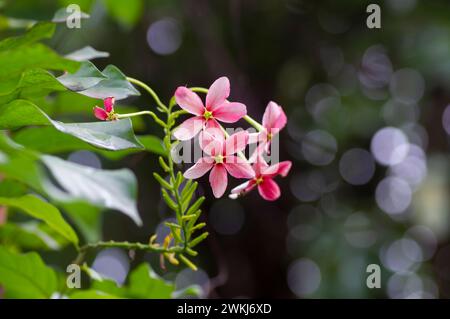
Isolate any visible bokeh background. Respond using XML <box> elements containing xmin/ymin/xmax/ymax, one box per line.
<box><xmin>3</xmin><ymin>0</ymin><xmax>450</xmax><ymax>298</ymax></box>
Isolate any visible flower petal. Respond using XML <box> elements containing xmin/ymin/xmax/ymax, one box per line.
<box><xmin>93</xmin><ymin>106</ymin><xmax>108</xmax><ymax>121</ymax></box>
<box><xmin>209</xmin><ymin>164</ymin><xmax>228</xmax><ymax>198</ymax></box>
<box><xmin>212</xmin><ymin>102</ymin><xmax>246</xmax><ymax>123</ymax></box>
<box><xmin>258</xmin><ymin>178</ymin><xmax>281</xmax><ymax>201</ymax></box>
<box><xmin>231</xmin><ymin>179</ymin><xmax>256</xmax><ymax>194</ymax></box>
<box><xmin>248</xmin><ymin>132</ymin><xmax>264</xmax><ymax>144</ymax></box>
<box><xmin>183</xmin><ymin>157</ymin><xmax>214</xmax><ymax>179</ymax></box>
<box><xmin>175</xmin><ymin>87</ymin><xmax>205</xmax><ymax>115</ymax></box>
<box><xmin>224</xmin><ymin>130</ymin><xmax>249</xmax><ymax>155</ymax></box>
<box><xmin>173</xmin><ymin>116</ymin><xmax>204</xmax><ymax>140</ymax></box>
<box><xmin>229</xmin><ymin>180</ymin><xmax>256</xmax><ymax>199</ymax></box>
<box><xmin>206</xmin><ymin>77</ymin><xmax>230</xmax><ymax>111</ymax></box>
<box><xmin>199</xmin><ymin>129</ymin><xmax>225</xmax><ymax>156</ymax></box>
<box><xmin>261</xmin><ymin>161</ymin><xmax>292</xmax><ymax>178</ymax></box>
<box><xmin>251</xmin><ymin>153</ymin><xmax>269</xmax><ymax>176</ymax></box>
<box><xmin>224</xmin><ymin>156</ymin><xmax>255</xmax><ymax>179</ymax></box>
<box><xmin>262</xmin><ymin>101</ymin><xmax>287</xmax><ymax>130</ymax></box>
<box><xmin>104</xmin><ymin>97</ymin><xmax>115</xmax><ymax>113</ymax></box>
<box><xmin>273</xmin><ymin>108</ymin><xmax>287</xmax><ymax>130</ymax></box>
<box><xmin>205</xmin><ymin>118</ymin><xmax>220</xmax><ymax>130</ymax></box>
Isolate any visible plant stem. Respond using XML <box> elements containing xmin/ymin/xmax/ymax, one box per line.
<box><xmin>127</xmin><ymin>77</ymin><xmax>168</xmax><ymax>112</ymax></box>
<box><xmin>73</xmin><ymin>240</ymin><xmax>180</xmax><ymax>265</ymax></box>
<box><xmin>117</xmin><ymin>110</ymin><xmax>166</xmax><ymax>127</ymax></box>
<box><xmin>72</xmin><ymin>79</ymin><xmax>207</xmax><ymax>270</ymax></box>
<box><xmin>190</xmin><ymin>87</ymin><xmax>208</xmax><ymax>94</ymax></box>
<box><xmin>243</xmin><ymin>115</ymin><xmax>265</xmax><ymax>132</ymax></box>
<box><xmin>163</xmin><ymin>111</ymin><xmax>189</xmax><ymax>249</ymax></box>
<box><xmin>126</xmin><ymin>77</ymin><xmax>189</xmax><ymax>248</ymax></box>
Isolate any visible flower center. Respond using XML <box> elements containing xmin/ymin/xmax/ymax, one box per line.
<box><xmin>107</xmin><ymin>112</ymin><xmax>118</xmax><ymax>121</ymax></box>
<box><xmin>267</xmin><ymin>132</ymin><xmax>273</xmax><ymax>141</ymax></box>
<box><xmin>254</xmin><ymin>176</ymin><xmax>264</xmax><ymax>185</ymax></box>
<box><xmin>204</xmin><ymin>110</ymin><xmax>213</xmax><ymax>120</ymax></box>
<box><xmin>214</xmin><ymin>154</ymin><xmax>224</xmax><ymax>164</ymax></box>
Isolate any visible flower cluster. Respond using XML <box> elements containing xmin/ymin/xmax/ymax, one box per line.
<box><xmin>173</xmin><ymin>77</ymin><xmax>292</xmax><ymax>201</ymax></box>
<box><xmin>93</xmin><ymin>76</ymin><xmax>292</xmax><ymax>201</ymax></box>
<box><xmin>89</xmin><ymin>75</ymin><xmax>292</xmax><ymax>270</ymax></box>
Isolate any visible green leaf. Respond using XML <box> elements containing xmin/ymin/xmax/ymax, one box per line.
<box><xmin>69</xmin><ymin>290</ymin><xmax>120</xmax><ymax>299</ymax></box>
<box><xmin>36</xmin><ymin>91</ymin><xmax>146</xmax><ymax>131</ymax></box>
<box><xmin>0</xmin><ymin>68</ymin><xmax>66</xmax><ymax>101</ymax></box>
<box><xmin>78</xmin><ymin>65</ymin><xmax>140</xmax><ymax>100</ymax></box>
<box><xmin>0</xmin><ymin>195</ymin><xmax>79</xmax><ymax>246</ymax></box>
<box><xmin>0</xmin><ymin>221</ymin><xmax>68</xmax><ymax>251</ymax></box>
<box><xmin>0</xmin><ymin>134</ymin><xmax>142</xmax><ymax>227</ymax></box>
<box><xmin>172</xmin><ymin>285</ymin><xmax>203</xmax><ymax>298</ymax></box>
<box><xmin>52</xmin><ymin>7</ymin><xmax>90</xmax><ymax>23</ymax></box>
<box><xmin>185</xmin><ymin>196</ymin><xmax>204</xmax><ymax>217</ymax></box>
<box><xmin>0</xmin><ymin>43</ymin><xmax>80</xmax><ymax>81</ymax></box>
<box><xmin>57</xmin><ymin>61</ymin><xmax>107</xmax><ymax>91</ymax></box>
<box><xmin>61</xmin><ymin>202</ymin><xmax>102</xmax><ymax>243</ymax></box>
<box><xmin>0</xmin><ymin>15</ymin><xmax>35</xmax><ymax>31</ymax></box>
<box><xmin>153</xmin><ymin>172</ymin><xmax>172</xmax><ymax>190</ymax></box>
<box><xmin>104</xmin><ymin>0</ymin><xmax>144</xmax><ymax>28</ymax></box>
<box><xmin>13</xmin><ymin>127</ymin><xmax>164</xmax><ymax>158</ymax></box>
<box><xmin>161</xmin><ymin>188</ymin><xmax>178</xmax><ymax>211</ymax></box>
<box><xmin>15</xmin><ymin>68</ymin><xmax>66</xmax><ymax>95</ymax></box>
<box><xmin>188</xmin><ymin>232</ymin><xmax>209</xmax><ymax>248</ymax></box>
<box><xmin>0</xmin><ymin>100</ymin><xmax>144</xmax><ymax>151</ymax></box>
<box><xmin>78</xmin><ymin>263</ymin><xmax>174</xmax><ymax>299</ymax></box>
<box><xmin>181</xmin><ymin>182</ymin><xmax>197</xmax><ymax>212</ymax></box>
<box><xmin>41</xmin><ymin>155</ymin><xmax>142</xmax><ymax>226</ymax></box>
<box><xmin>0</xmin><ymin>247</ymin><xmax>58</xmax><ymax>298</ymax></box>
<box><xmin>0</xmin><ymin>99</ymin><xmax>49</xmax><ymax>127</ymax></box>
<box><xmin>138</xmin><ymin>135</ymin><xmax>165</xmax><ymax>156</ymax></box>
<box><xmin>0</xmin><ymin>22</ymin><xmax>55</xmax><ymax>52</ymax></box>
<box><xmin>51</xmin><ymin>118</ymin><xmax>144</xmax><ymax>151</ymax></box>
<box><xmin>90</xmin><ymin>281</ymin><xmax>126</xmax><ymax>298</ymax></box>
<box><xmin>0</xmin><ymin>179</ymin><xmax>27</xmax><ymax>197</ymax></box>
<box><xmin>65</xmin><ymin>46</ymin><xmax>109</xmax><ymax>61</ymax></box>
<box><xmin>0</xmin><ymin>132</ymin><xmax>44</xmax><ymax>192</ymax></box>
<box><xmin>126</xmin><ymin>264</ymin><xmax>174</xmax><ymax>298</ymax></box>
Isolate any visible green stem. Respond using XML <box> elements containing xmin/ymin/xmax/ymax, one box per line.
<box><xmin>127</xmin><ymin>77</ymin><xmax>189</xmax><ymax>249</ymax></box>
<box><xmin>73</xmin><ymin>240</ymin><xmax>180</xmax><ymax>265</ymax></box>
<box><xmin>71</xmin><ymin>79</ymin><xmax>209</xmax><ymax>270</ymax></box>
<box><xmin>189</xmin><ymin>87</ymin><xmax>208</xmax><ymax>94</ymax></box>
<box><xmin>117</xmin><ymin>110</ymin><xmax>166</xmax><ymax>127</ymax></box>
<box><xmin>243</xmin><ymin>115</ymin><xmax>265</xmax><ymax>132</ymax></box>
<box><xmin>127</xmin><ymin>77</ymin><xmax>168</xmax><ymax>112</ymax></box>
<box><xmin>163</xmin><ymin>113</ymin><xmax>189</xmax><ymax>249</ymax></box>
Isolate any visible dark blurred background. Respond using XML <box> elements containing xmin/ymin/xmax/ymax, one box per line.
<box><xmin>3</xmin><ymin>0</ymin><xmax>450</xmax><ymax>298</ymax></box>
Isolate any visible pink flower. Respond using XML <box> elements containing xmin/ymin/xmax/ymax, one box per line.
<box><xmin>249</xmin><ymin>101</ymin><xmax>287</xmax><ymax>154</ymax></box>
<box><xmin>230</xmin><ymin>156</ymin><xmax>292</xmax><ymax>201</ymax></box>
<box><xmin>173</xmin><ymin>77</ymin><xmax>247</xmax><ymax>141</ymax></box>
<box><xmin>183</xmin><ymin>129</ymin><xmax>255</xmax><ymax>198</ymax></box>
<box><xmin>93</xmin><ymin>97</ymin><xmax>117</xmax><ymax>121</ymax></box>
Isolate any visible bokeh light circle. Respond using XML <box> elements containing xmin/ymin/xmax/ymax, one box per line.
<box><xmin>147</xmin><ymin>18</ymin><xmax>182</xmax><ymax>55</ymax></box>
<box><xmin>301</xmin><ymin>130</ymin><xmax>337</xmax><ymax>166</ymax></box>
<box><xmin>287</xmin><ymin>258</ymin><xmax>321</xmax><ymax>296</ymax></box>
<box><xmin>339</xmin><ymin>148</ymin><xmax>375</xmax><ymax>185</ymax></box>
<box><xmin>371</xmin><ymin>127</ymin><xmax>409</xmax><ymax>166</ymax></box>
<box><xmin>375</xmin><ymin>177</ymin><xmax>412</xmax><ymax>214</ymax></box>
<box><xmin>389</xmin><ymin>68</ymin><xmax>425</xmax><ymax>103</ymax></box>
